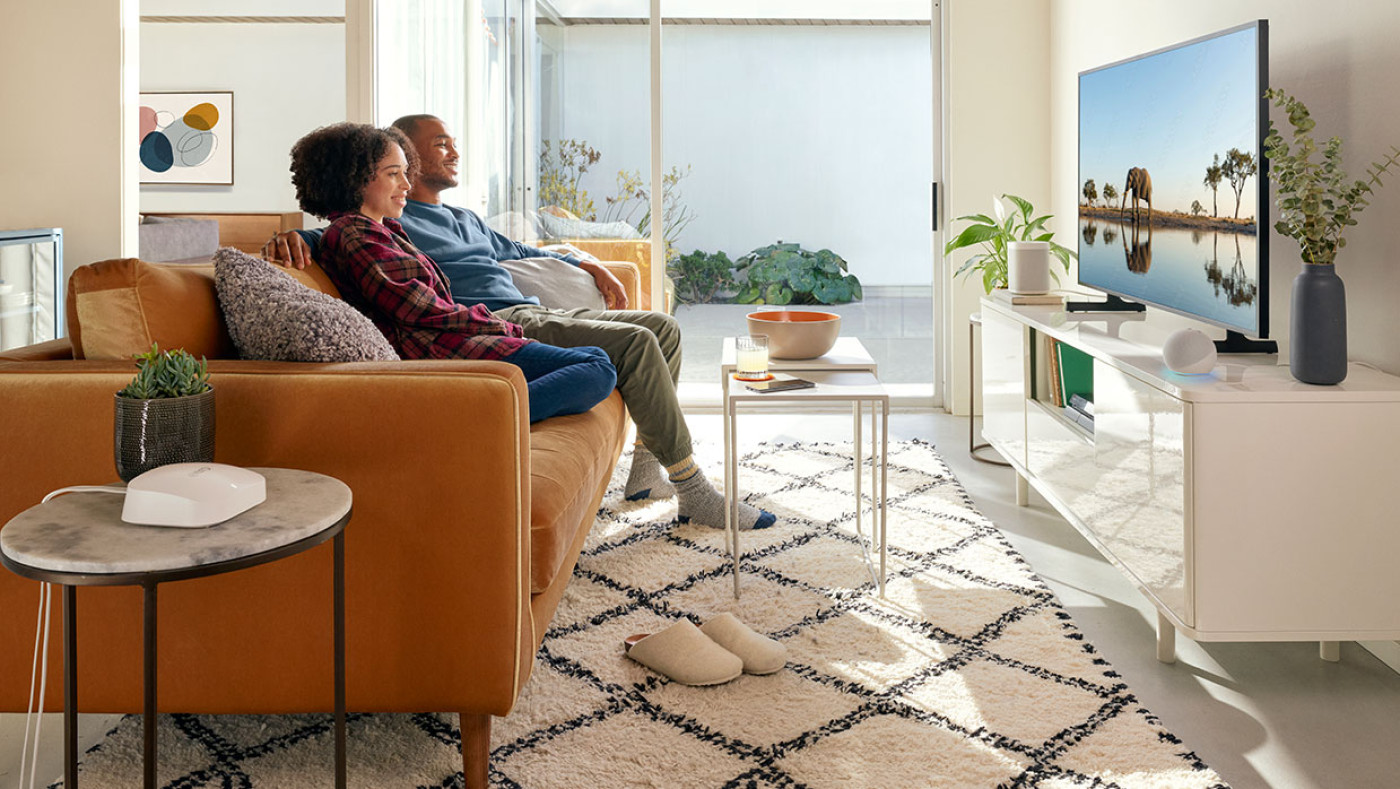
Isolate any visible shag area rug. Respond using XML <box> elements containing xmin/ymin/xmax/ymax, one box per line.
<box><xmin>60</xmin><ymin>441</ymin><xmax>1226</xmax><ymax>788</ymax></box>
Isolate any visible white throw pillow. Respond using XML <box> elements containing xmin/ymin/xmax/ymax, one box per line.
<box><xmin>500</xmin><ymin>257</ymin><xmax>606</xmax><ymax>311</ymax></box>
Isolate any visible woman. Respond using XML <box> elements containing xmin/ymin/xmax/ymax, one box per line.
<box><xmin>289</xmin><ymin>123</ymin><xmax>616</xmax><ymax>422</ymax></box>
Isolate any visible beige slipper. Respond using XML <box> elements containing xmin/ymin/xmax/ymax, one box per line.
<box><xmin>624</xmin><ymin>620</ymin><xmax>743</xmax><ymax>686</ymax></box>
<box><xmin>700</xmin><ymin>613</ymin><xmax>787</xmax><ymax>675</ymax></box>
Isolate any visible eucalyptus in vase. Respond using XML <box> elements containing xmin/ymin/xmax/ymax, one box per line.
<box><xmin>1264</xmin><ymin>89</ymin><xmax>1400</xmax><ymax>384</ymax></box>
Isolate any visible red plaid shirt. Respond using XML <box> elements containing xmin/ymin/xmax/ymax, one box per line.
<box><xmin>320</xmin><ymin>212</ymin><xmax>532</xmax><ymax>360</ymax></box>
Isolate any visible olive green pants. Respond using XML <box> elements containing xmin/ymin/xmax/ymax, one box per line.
<box><xmin>494</xmin><ymin>305</ymin><xmax>691</xmax><ymax>466</ymax></box>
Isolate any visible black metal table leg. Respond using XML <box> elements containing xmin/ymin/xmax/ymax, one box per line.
<box><xmin>64</xmin><ymin>585</ymin><xmax>77</xmax><ymax>789</ymax></box>
<box><xmin>143</xmin><ymin>582</ymin><xmax>157</xmax><ymax>789</ymax></box>
<box><xmin>334</xmin><ymin>532</ymin><xmax>346</xmax><ymax>789</ymax></box>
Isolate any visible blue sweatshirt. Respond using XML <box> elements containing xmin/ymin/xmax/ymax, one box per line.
<box><xmin>298</xmin><ymin>200</ymin><xmax>581</xmax><ymax>312</ymax></box>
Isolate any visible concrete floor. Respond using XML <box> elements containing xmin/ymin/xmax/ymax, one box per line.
<box><xmin>4</xmin><ymin>411</ymin><xmax>1397</xmax><ymax>788</ymax></box>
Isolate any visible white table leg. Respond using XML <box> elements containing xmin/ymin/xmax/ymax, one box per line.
<box><xmin>879</xmin><ymin>400</ymin><xmax>888</xmax><ymax>597</ymax></box>
<box><xmin>853</xmin><ymin>402</ymin><xmax>863</xmax><ymax>540</ymax></box>
<box><xmin>1320</xmin><ymin>641</ymin><xmax>1341</xmax><ymax>662</ymax></box>
<box><xmin>1156</xmin><ymin>610</ymin><xmax>1176</xmax><ymax>664</ymax></box>
<box><xmin>1015</xmin><ymin>472</ymin><xmax>1029</xmax><ymax>507</ymax></box>
<box><xmin>728</xmin><ymin>399</ymin><xmax>740</xmax><ymax>599</ymax></box>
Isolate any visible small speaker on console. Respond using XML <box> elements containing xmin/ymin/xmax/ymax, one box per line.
<box><xmin>1163</xmin><ymin>328</ymin><xmax>1218</xmax><ymax>375</ymax></box>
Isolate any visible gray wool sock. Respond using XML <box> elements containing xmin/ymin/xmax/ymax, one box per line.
<box><xmin>672</xmin><ymin>466</ymin><xmax>776</xmax><ymax>531</ymax></box>
<box><xmin>625</xmin><ymin>444</ymin><xmax>676</xmax><ymax>501</ymax></box>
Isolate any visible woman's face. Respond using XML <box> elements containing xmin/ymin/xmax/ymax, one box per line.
<box><xmin>359</xmin><ymin>143</ymin><xmax>411</xmax><ymax>223</ymax></box>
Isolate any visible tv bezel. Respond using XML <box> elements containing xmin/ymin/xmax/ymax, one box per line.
<box><xmin>1076</xmin><ymin>19</ymin><xmax>1270</xmax><ymax>339</ymax></box>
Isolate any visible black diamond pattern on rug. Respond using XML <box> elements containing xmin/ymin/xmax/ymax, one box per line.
<box><xmin>60</xmin><ymin>441</ymin><xmax>1227</xmax><ymax>789</ymax></box>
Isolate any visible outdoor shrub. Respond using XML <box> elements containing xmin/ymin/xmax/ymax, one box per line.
<box><xmin>734</xmin><ymin>242</ymin><xmax>862</xmax><ymax>306</ymax></box>
<box><xmin>668</xmin><ymin>249</ymin><xmax>736</xmax><ymax>304</ymax></box>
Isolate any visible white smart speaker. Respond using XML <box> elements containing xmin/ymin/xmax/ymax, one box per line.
<box><xmin>1162</xmin><ymin>328</ymin><xmax>1218</xmax><ymax>375</ymax></box>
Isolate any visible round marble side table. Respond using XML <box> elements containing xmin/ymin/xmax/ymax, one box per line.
<box><xmin>0</xmin><ymin>468</ymin><xmax>352</xmax><ymax>789</ymax></box>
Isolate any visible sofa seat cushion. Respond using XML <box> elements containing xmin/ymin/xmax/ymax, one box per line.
<box><xmin>526</xmin><ymin>390</ymin><xmax>627</xmax><ymax>593</ymax></box>
<box><xmin>67</xmin><ymin>256</ymin><xmax>342</xmax><ymax>360</ymax></box>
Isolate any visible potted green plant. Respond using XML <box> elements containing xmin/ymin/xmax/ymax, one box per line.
<box><xmin>733</xmin><ymin>242</ymin><xmax>862</xmax><ymax>305</ymax></box>
<box><xmin>944</xmin><ymin>194</ymin><xmax>1076</xmax><ymax>294</ymax></box>
<box><xmin>114</xmin><ymin>343</ymin><xmax>215</xmax><ymax>481</ymax></box>
<box><xmin>1263</xmin><ymin>88</ymin><xmax>1400</xmax><ymax>385</ymax></box>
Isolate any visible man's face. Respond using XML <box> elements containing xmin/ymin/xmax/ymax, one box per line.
<box><xmin>409</xmin><ymin>118</ymin><xmax>460</xmax><ymax>193</ymax></box>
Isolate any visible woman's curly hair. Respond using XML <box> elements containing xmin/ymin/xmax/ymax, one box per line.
<box><xmin>290</xmin><ymin>123</ymin><xmax>418</xmax><ymax>219</ymax></box>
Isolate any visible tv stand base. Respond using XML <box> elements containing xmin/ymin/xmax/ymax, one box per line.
<box><xmin>1214</xmin><ymin>330</ymin><xmax>1277</xmax><ymax>354</ymax></box>
<box><xmin>1065</xmin><ymin>294</ymin><xmax>1146</xmax><ymax>313</ymax></box>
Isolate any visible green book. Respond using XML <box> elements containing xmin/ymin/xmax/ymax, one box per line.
<box><xmin>1056</xmin><ymin>342</ymin><xmax>1093</xmax><ymax>405</ymax></box>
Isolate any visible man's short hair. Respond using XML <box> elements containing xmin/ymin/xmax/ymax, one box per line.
<box><xmin>290</xmin><ymin>123</ymin><xmax>418</xmax><ymax>219</ymax></box>
<box><xmin>391</xmin><ymin>114</ymin><xmax>441</xmax><ymax>140</ymax></box>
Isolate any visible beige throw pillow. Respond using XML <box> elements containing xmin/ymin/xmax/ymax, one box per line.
<box><xmin>500</xmin><ymin>256</ymin><xmax>606</xmax><ymax>311</ymax></box>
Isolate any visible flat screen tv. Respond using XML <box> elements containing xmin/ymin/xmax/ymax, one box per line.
<box><xmin>1077</xmin><ymin>20</ymin><xmax>1271</xmax><ymax>345</ymax></box>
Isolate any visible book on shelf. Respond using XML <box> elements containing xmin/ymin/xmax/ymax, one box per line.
<box><xmin>993</xmin><ymin>289</ymin><xmax>1066</xmax><ymax>306</ymax></box>
<box><xmin>1056</xmin><ymin>342</ymin><xmax>1093</xmax><ymax>407</ymax></box>
<box><xmin>1046</xmin><ymin>336</ymin><xmax>1064</xmax><ymax>407</ymax></box>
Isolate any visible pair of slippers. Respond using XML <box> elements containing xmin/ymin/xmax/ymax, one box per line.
<box><xmin>624</xmin><ymin>613</ymin><xmax>786</xmax><ymax>686</ymax></box>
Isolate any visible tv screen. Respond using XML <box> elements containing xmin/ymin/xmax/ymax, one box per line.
<box><xmin>1077</xmin><ymin>20</ymin><xmax>1269</xmax><ymax>338</ymax></box>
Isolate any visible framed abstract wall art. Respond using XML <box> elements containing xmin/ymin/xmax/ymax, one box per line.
<box><xmin>139</xmin><ymin>91</ymin><xmax>234</xmax><ymax>185</ymax></box>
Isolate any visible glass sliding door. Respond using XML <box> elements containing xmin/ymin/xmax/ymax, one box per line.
<box><xmin>531</xmin><ymin>3</ymin><xmax>656</xmax><ymax>307</ymax></box>
<box><xmin>660</xmin><ymin>3</ymin><xmax>937</xmax><ymax>401</ymax></box>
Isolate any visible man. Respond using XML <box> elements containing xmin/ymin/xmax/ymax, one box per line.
<box><xmin>265</xmin><ymin>114</ymin><xmax>774</xmax><ymax>531</ymax></box>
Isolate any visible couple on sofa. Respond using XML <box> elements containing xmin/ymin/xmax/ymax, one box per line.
<box><xmin>275</xmin><ymin>116</ymin><xmax>774</xmax><ymax>531</ymax></box>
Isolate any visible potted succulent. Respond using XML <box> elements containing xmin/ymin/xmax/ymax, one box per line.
<box><xmin>114</xmin><ymin>343</ymin><xmax>215</xmax><ymax>481</ymax></box>
<box><xmin>944</xmin><ymin>194</ymin><xmax>1076</xmax><ymax>294</ymax></box>
<box><xmin>1264</xmin><ymin>88</ymin><xmax>1400</xmax><ymax>385</ymax></box>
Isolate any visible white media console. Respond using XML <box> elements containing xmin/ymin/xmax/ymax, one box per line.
<box><xmin>980</xmin><ymin>298</ymin><xmax>1400</xmax><ymax>662</ymax></box>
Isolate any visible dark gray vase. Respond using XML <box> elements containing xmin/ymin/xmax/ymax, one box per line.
<box><xmin>1290</xmin><ymin>264</ymin><xmax>1347</xmax><ymax>385</ymax></box>
<box><xmin>114</xmin><ymin>388</ymin><xmax>216</xmax><ymax>482</ymax></box>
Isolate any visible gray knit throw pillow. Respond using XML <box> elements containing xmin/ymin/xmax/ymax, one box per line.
<box><xmin>213</xmin><ymin>247</ymin><xmax>399</xmax><ymax>362</ymax></box>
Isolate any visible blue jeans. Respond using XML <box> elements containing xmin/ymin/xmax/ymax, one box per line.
<box><xmin>507</xmin><ymin>342</ymin><xmax>617</xmax><ymax>422</ymax></box>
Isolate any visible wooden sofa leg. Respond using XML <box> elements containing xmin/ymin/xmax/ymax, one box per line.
<box><xmin>462</xmin><ymin>713</ymin><xmax>491</xmax><ymax>789</ymax></box>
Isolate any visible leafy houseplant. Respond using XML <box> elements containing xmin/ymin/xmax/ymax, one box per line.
<box><xmin>1262</xmin><ymin>89</ymin><xmax>1400</xmax><ymax>267</ymax></box>
<box><xmin>944</xmin><ymin>194</ymin><xmax>1076</xmax><ymax>294</ymax></box>
<box><xmin>114</xmin><ymin>343</ymin><xmax>215</xmax><ymax>481</ymax></box>
<box><xmin>1263</xmin><ymin>88</ymin><xmax>1400</xmax><ymax>385</ymax></box>
<box><xmin>734</xmin><ymin>242</ymin><xmax>862</xmax><ymax>306</ymax></box>
<box><xmin>668</xmin><ymin>249</ymin><xmax>736</xmax><ymax>305</ymax></box>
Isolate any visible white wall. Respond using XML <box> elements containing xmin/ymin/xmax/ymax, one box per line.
<box><xmin>1049</xmin><ymin>1</ymin><xmax>1400</xmax><ymax>375</ymax></box>
<box><xmin>945</xmin><ymin>0</ymin><xmax>1053</xmax><ymax>415</ymax></box>
<box><xmin>544</xmin><ymin>24</ymin><xmax>936</xmax><ymax>287</ymax></box>
<box><xmin>139</xmin><ymin>20</ymin><xmax>346</xmax><ymax>216</ymax></box>
<box><xmin>0</xmin><ymin>1</ymin><xmax>138</xmax><ymax>280</ymax></box>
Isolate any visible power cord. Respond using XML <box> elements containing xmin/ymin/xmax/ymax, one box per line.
<box><xmin>41</xmin><ymin>485</ymin><xmax>126</xmax><ymax>504</ymax></box>
<box><xmin>19</xmin><ymin>485</ymin><xmax>125</xmax><ymax>788</ymax></box>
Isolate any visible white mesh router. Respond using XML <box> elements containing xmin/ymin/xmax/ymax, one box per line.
<box><xmin>122</xmin><ymin>463</ymin><xmax>266</xmax><ymax>527</ymax></box>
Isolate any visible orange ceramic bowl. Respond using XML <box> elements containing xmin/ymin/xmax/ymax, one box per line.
<box><xmin>747</xmin><ymin>310</ymin><xmax>842</xmax><ymax>360</ymax></box>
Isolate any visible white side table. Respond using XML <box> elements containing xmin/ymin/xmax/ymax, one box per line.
<box><xmin>0</xmin><ymin>468</ymin><xmax>352</xmax><ymax>789</ymax></box>
<box><xmin>723</xmin><ymin>367</ymin><xmax>890</xmax><ymax>599</ymax></box>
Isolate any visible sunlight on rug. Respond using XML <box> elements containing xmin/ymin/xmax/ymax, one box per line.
<box><xmin>61</xmin><ymin>441</ymin><xmax>1227</xmax><ymax>789</ymax></box>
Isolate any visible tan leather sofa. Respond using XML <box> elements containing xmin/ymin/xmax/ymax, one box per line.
<box><xmin>0</xmin><ymin>256</ymin><xmax>638</xmax><ymax>788</ymax></box>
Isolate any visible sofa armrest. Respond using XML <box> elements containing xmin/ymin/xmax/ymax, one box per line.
<box><xmin>0</xmin><ymin>358</ymin><xmax>535</xmax><ymax>715</ymax></box>
<box><xmin>601</xmin><ymin>260</ymin><xmax>640</xmax><ymax>311</ymax></box>
<box><xmin>0</xmin><ymin>338</ymin><xmax>74</xmax><ymax>362</ymax></box>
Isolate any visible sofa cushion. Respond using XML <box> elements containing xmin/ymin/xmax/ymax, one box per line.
<box><xmin>66</xmin><ymin>256</ymin><xmax>345</xmax><ymax>361</ymax></box>
<box><xmin>526</xmin><ymin>391</ymin><xmax>627</xmax><ymax>592</ymax></box>
<box><xmin>213</xmin><ymin>248</ymin><xmax>398</xmax><ymax>362</ymax></box>
<box><xmin>66</xmin><ymin>258</ymin><xmax>237</xmax><ymax>360</ymax></box>
<box><xmin>500</xmin><ymin>256</ymin><xmax>606</xmax><ymax>311</ymax></box>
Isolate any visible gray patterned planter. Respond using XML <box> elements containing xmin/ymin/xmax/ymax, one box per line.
<box><xmin>114</xmin><ymin>388</ymin><xmax>216</xmax><ymax>482</ymax></box>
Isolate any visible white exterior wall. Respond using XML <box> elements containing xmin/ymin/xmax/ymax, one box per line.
<box><xmin>545</xmin><ymin>24</ymin><xmax>935</xmax><ymax>287</ymax></box>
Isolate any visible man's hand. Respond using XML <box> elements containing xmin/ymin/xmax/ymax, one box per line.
<box><xmin>578</xmin><ymin>260</ymin><xmax>628</xmax><ymax>310</ymax></box>
<box><xmin>260</xmin><ymin>231</ymin><xmax>314</xmax><ymax>269</ymax></box>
